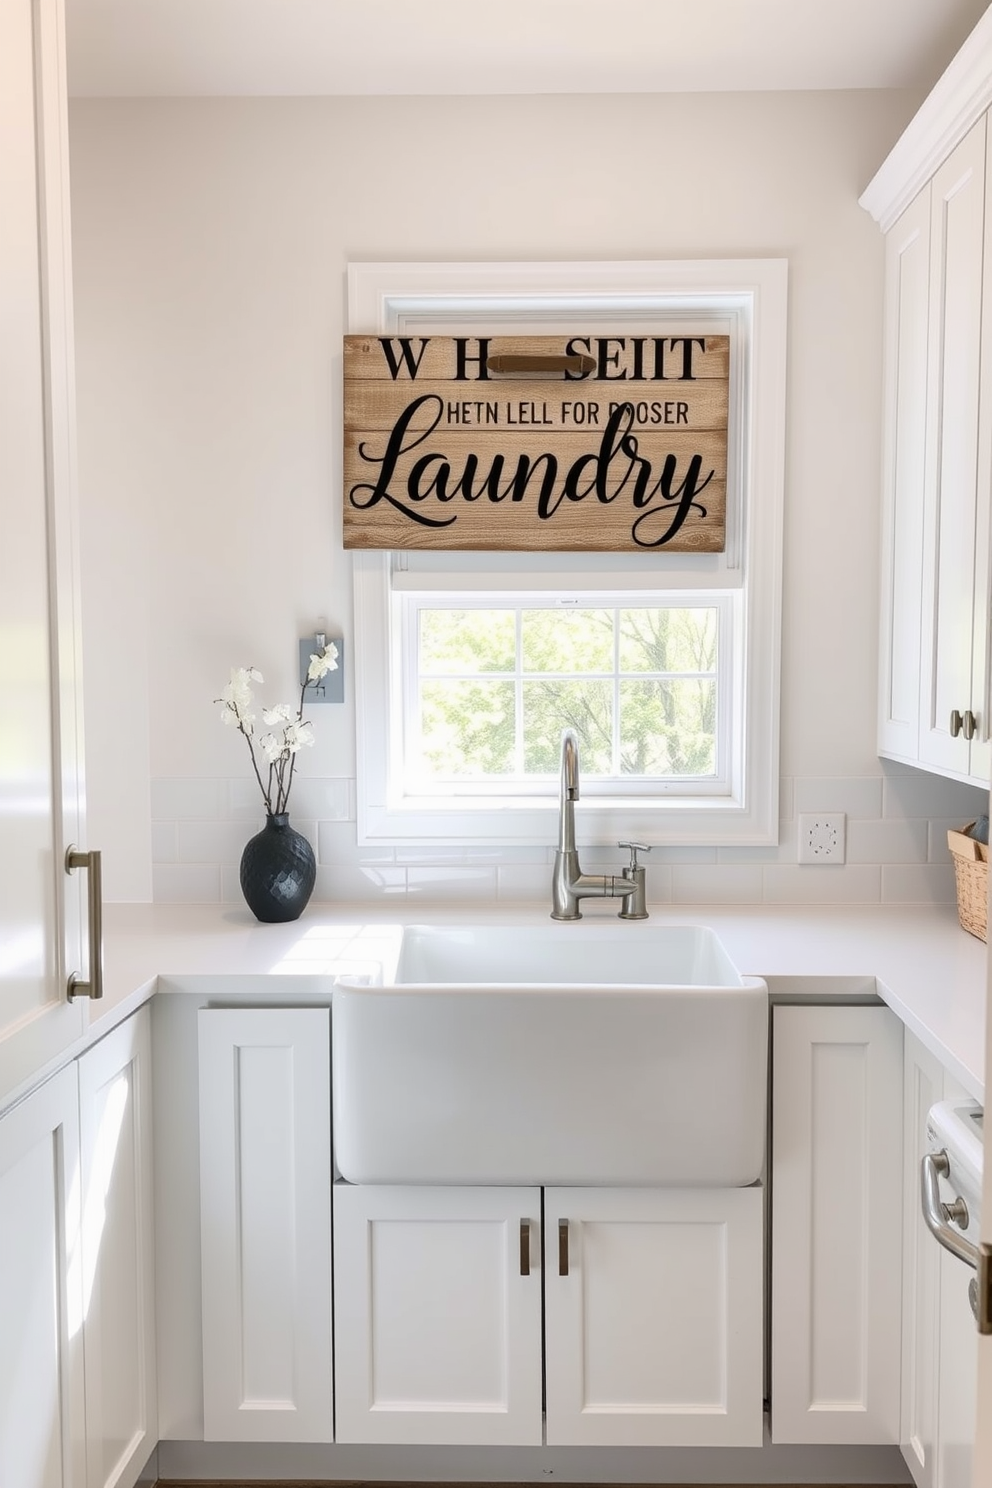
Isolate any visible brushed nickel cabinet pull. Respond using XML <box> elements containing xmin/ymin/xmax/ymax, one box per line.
<box><xmin>485</xmin><ymin>353</ymin><xmax>596</xmax><ymax>377</ymax></box>
<box><xmin>964</xmin><ymin>709</ymin><xmax>978</xmax><ymax>740</ymax></box>
<box><xmin>520</xmin><ymin>1219</ymin><xmax>531</xmax><ymax>1276</ymax></box>
<box><xmin>951</xmin><ymin>708</ymin><xmax>964</xmax><ymax>738</ymax></box>
<box><xmin>65</xmin><ymin>846</ymin><xmax>103</xmax><ymax>1001</ymax></box>
<box><xmin>558</xmin><ymin>1218</ymin><xmax>569</xmax><ymax>1276</ymax></box>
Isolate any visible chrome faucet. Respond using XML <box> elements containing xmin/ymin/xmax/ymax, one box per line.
<box><xmin>551</xmin><ymin>727</ymin><xmax>650</xmax><ymax>920</ymax></box>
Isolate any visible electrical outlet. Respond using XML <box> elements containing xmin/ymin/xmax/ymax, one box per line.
<box><xmin>798</xmin><ymin>812</ymin><xmax>846</xmax><ymax>864</ymax></box>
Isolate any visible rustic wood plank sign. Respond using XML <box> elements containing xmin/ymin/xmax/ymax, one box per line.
<box><xmin>343</xmin><ymin>334</ymin><xmax>730</xmax><ymax>552</ymax></box>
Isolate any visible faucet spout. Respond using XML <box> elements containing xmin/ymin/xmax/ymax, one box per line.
<box><xmin>551</xmin><ymin>727</ymin><xmax>650</xmax><ymax>920</ymax></box>
<box><xmin>558</xmin><ymin>727</ymin><xmax>579</xmax><ymax>853</ymax></box>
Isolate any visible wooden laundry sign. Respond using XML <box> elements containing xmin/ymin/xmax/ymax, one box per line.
<box><xmin>342</xmin><ymin>334</ymin><xmax>730</xmax><ymax>552</ymax></box>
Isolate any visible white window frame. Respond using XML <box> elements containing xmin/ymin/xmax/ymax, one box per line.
<box><xmin>350</xmin><ymin>259</ymin><xmax>787</xmax><ymax>848</ymax></box>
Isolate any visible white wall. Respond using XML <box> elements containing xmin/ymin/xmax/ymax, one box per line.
<box><xmin>67</xmin><ymin>89</ymin><xmax>988</xmax><ymax>905</ymax></box>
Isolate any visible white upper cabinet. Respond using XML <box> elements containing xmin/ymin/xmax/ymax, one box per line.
<box><xmin>0</xmin><ymin>0</ymin><xmax>89</xmax><ymax>1102</ymax></box>
<box><xmin>867</xmin><ymin>14</ymin><xmax>992</xmax><ymax>789</ymax></box>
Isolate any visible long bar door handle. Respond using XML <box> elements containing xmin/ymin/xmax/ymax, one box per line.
<box><xmin>921</xmin><ymin>1151</ymin><xmax>977</xmax><ymax>1270</ymax></box>
<box><xmin>520</xmin><ymin>1219</ymin><xmax>531</xmax><ymax>1276</ymax></box>
<box><xmin>65</xmin><ymin>846</ymin><xmax>104</xmax><ymax>1000</ymax></box>
<box><xmin>558</xmin><ymin>1218</ymin><xmax>569</xmax><ymax>1276</ymax></box>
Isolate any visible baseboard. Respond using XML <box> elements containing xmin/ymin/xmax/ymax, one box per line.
<box><xmin>154</xmin><ymin>1440</ymin><xmax>912</xmax><ymax>1485</ymax></box>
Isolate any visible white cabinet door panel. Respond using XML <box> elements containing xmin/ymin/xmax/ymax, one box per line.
<box><xmin>0</xmin><ymin>0</ymin><xmax>86</xmax><ymax>1105</ymax></box>
<box><xmin>198</xmin><ymin>1008</ymin><xmax>332</xmax><ymax>1443</ymax></box>
<box><xmin>78</xmin><ymin>1008</ymin><xmax>156</xmax><ymax>1488</ymax></box>
<box><xmin>879</xmin><ymin>186</ymin><xmax>932</xmax><ymax>764</ymax></box>
<box><xmin>771</xmin><ymin>1004</ymin><xmax>903</xmax><ymax>1445</ymax></box>
<box><xmin>544</xmin><ymin>1186</ymin><xmax>764</xmax><ymax>1447</ymax></box>
<box><xmin>0</xmin><ymin>1065</ymin><xmax>85</xmax><ymax>1488</ymax></box>
<box><xmin>333</xmin><ymin>1183</ymin><xmax>543</xmax><ymax>1446</ymax></box>
<box><xmin>920</xmin><ymin>119</ymin><xmax>987</xmax><ymax>775</ymax></box>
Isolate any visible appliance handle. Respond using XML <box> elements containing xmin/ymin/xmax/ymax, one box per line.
<box><xmin>921</xmin><ymin>1150</ymin><xmax>979</xmax><ymax>1270</ymax></box>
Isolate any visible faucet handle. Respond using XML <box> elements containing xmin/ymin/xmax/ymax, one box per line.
<box><xmin>618</xmin><ymin>841</ymin><xmax>651</xmax><ymax>871</ymax></box>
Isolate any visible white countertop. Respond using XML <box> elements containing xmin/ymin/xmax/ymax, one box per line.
<box><xmin>93</xmin><ymin>898</ymin><xmax>989</xmax><ymax>1102</ymax></box>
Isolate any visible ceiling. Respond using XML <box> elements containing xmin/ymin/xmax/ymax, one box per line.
<box><xmin>65</xmin><ymin>0</ymin><xmax>991</xmax><ymax>99</ymax></box>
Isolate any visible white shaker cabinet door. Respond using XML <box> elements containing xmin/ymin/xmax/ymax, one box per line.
<box><xmin>543</xmin><ymin>1185</ymin><xmax>764</xmax><ymax>1448</ymax></box>
<box><xmin>0</xmin><ymin>1065</ymin><xmax>85</xmax><ymax>1488</ymax></box>
<box><xmin>197</xmin><ymin>1007</ymin><xmax>332</xmax><ymax>1443</ymax></box>
<box><xmin>878</xmin><ymin>184</ymin><xmax>931</xmax><ymax>765</ymax></box>
<box><xmin>919</xmin><ymin>118</ymin><xmax>988</xmax><ymax>777</ymax></box>
<box><xmin>77</xmin><ymin>1008</ymin><xmax>157</xmax><ymax>1488</ymax></box>
<box><xmin>333</xmin><ymin>1183</ymin><xmax>543</xmax><ymax>1446</ymax></box>
<box><xmin>771</xmin><ymin>1004</ymin><xmax>903</xmax><ymax>1445</ymax></box>
<box><xmin>0</xmin><ymin>0</ymin><xmax>87</xmax><ymax>1103</ymax></box>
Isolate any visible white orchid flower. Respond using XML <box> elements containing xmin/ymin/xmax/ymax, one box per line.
<box><xmin>219</xmin><ymin>657</ymin><xmax>321</xmax><ymax>816</ymax></box>
<box><xmin>284</xmin><ymin>720</ymin><xmax>315</xmax><ymax>754</ymax></box>
<box><xmin>307</xmin><ymin>642</ymin><xmax>339</xmax><ymax>682</ymax></box>
<box><xmin>262</xmin><ymin>703</ymin><xmax>295</xmax><ymax>725</ymax></box>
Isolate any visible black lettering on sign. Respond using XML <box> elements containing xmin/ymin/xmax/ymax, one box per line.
<box><xmin>378</xmin><ymin>337</ymin><xmax>430</xmax><ymax>380</ymax></box>
<box><xmin>347</xmin><ymin>397</ymin><xmax>715</xmax><ymax>548</ymax></box>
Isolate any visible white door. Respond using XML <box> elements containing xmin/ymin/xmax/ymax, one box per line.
<box><xmin>333</xmin><ymin>1183</ymin><xmax>543</xmax><ymax>1446</ymax></box>
<box><xmin>198</xmin><ymin>1007</ymin><xmax>333</xmax><ymax>1443</ymax></box>
<box><xmin>0</xmin><ymin>0</ymin><xmax>88</xmax><ymax>1103</ymax></box>
<box><xmin>902</xmin><ymin>1031</ymin><xmax>945</xmax><ymax>1488</ymax></box>
<box><xmin>770</xmin><ymin>1004</ymin><xmax>904</xmax><ymax>1445</ymax></box>
<box><xmin>78</xmin><ymin>1009</ymin><xmax>157</xmax><ymax>1488</ymax></box>
<box><xmin>543</xmin><ymin>1185</ymin><xmax>763</xmax><ymax>1447</ymax></box>
<box><xmin>0</xmin><ymin>1064</ymin><xmax>85</xmax><ymax>1488</ymax></box>
<box><xmin>971</xmin><ymin>837</ymin><xmax>992</xmax><ymax>1486</ymax></box>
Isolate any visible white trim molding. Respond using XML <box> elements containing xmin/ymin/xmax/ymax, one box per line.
<box><xmin>348</xmin><ymin>259</ymin><xmax>787</xmax><ymax>849</ymax></box>
<box><xmin>860</xmin><ymin>7</ymin><xmax>992</xmax><ymax>231</ymax></box>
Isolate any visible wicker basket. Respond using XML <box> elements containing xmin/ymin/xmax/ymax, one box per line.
<box><xmin>947</xmin><ymin>824</ymin><xmax>989</xmax><ymax>942</ymax></box>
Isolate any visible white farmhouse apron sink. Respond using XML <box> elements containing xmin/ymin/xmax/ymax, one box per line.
<box><xmin>332</xmin><ymin>923</ymin><xmax>768</xmax><ymax>1187</ymax></box>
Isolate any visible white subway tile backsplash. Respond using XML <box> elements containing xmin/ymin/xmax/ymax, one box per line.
<box><xmin>794</xmin><ymin>777</ymin><xmax>883</xmax><ymax>819</ymax></box>
<box><xmin>779</xmin><ymin>776</ymin><xmax>794</xmax><ymax>823</ymax></box>
<box><xmin>406</xmin><ymin>866</ymin><xmax>499</xmax><ymax>901</ymax></box>
<box><xmin>881</xmin><ymin>863</ymin><xmax>957</xmax><ymax>903</ymax></box>
<box><xmin>285</xmin><ymin>777</ymin><xmax>352</xmax><ymax>822</ymax></box>
<box><xmin>178</xmin><ymin>819</ymin><xmax>262</xmax><ymax>864</ymax></box>
<box><xmin>496</xmin><ymin>864</ymin><xmax>555</xmax><ymax>902</ymax></box>
<box><xmin>150</xmin><ymin>820</ymin><xmax>178</xmax><ymax>864</ymax></box>
<box><xmin>672</xmin><ymin>866</ymin><xmax>763</xmax><ymax>904</ymax></box>
<box><xmin>762</xmin><ymin>864</ymin><xmax>881</xmax><ymax>905</ymax></box>
<box><xmin>928</xmin><ymin>818</ymin><xmax>980</xmax><ymax>863</ymax></box>
<box><xmin>846</xmin><ymin>818</ymin><xmax>928</xmax><ymax>865</ymax></box>
<box><xmin>148</xmin><ymin>772</ymin><xmax>976</xmax><ymax>910</ymax></box>
<box><xmin>152</xmin><ymin>862</ymin><xmax>221</xmax><ymax>903</ymax></box>
<box><xmin>317</xmin><ymin>864</ymin><xmax>408</xmax><ymax>901</ymax></box>
<box><xmin>151</xmin><ymin>777</ymin><xmax>227</xmax><ymax>821</ymax></box>
<box><xmin>882</xmin><ymin>773</ymin><xmax>988</xmax><ymax>821</ymax></box>
<box><xmin>316</xmin><ymin>820</ymin><xmax>395</xmax><ymax>867</ymax></box>
<box><xmin>718</xmin><ymin>828</ymin><xmax>799</xmax><ymax>865</ymax></box>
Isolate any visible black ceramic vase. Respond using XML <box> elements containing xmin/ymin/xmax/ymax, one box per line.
<box><xmin>239</xmin><ymin>813</ymin><xmax>316</xmax><ymax>923</ymax></box>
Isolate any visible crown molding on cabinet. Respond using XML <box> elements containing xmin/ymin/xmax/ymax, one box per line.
<box><xmin>861</xmin><ymin>6</ymin><xmax>992</xmax><ymax>231</ymax></box>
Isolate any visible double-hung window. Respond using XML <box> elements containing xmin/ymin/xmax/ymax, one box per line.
<box><xmin>350</xmin><ymin>261</ymin><xmax>787</xmax><ymax>848</ymax></box>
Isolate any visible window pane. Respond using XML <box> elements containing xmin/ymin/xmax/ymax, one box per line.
<box><xmin>419</xmin><ymin>680</ymin><xmax>515</xmax><ymax>775</ymax></box>
<box><xmin>522</xmin><ymin>680</ymin><xmax>613</xmax><ymax>773</ymax></box>
<box><xmin>419</xmin><ymin>609</ymin><xmax>516</xmax><ymax>674</ymax></box>
<box><xmin>521</xmin><ymin>609</ymin><xmax>614</xmax><ymax>673</ymax></box>
<box><xmin>618</xmin><ymin>608</ymin><xmax>718</xmax><ymax>674</ymax></box>
<box><xmin>619</xmin><ymin>679</ymin><xmax>717</xmax><ymax>776</ymax></box>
